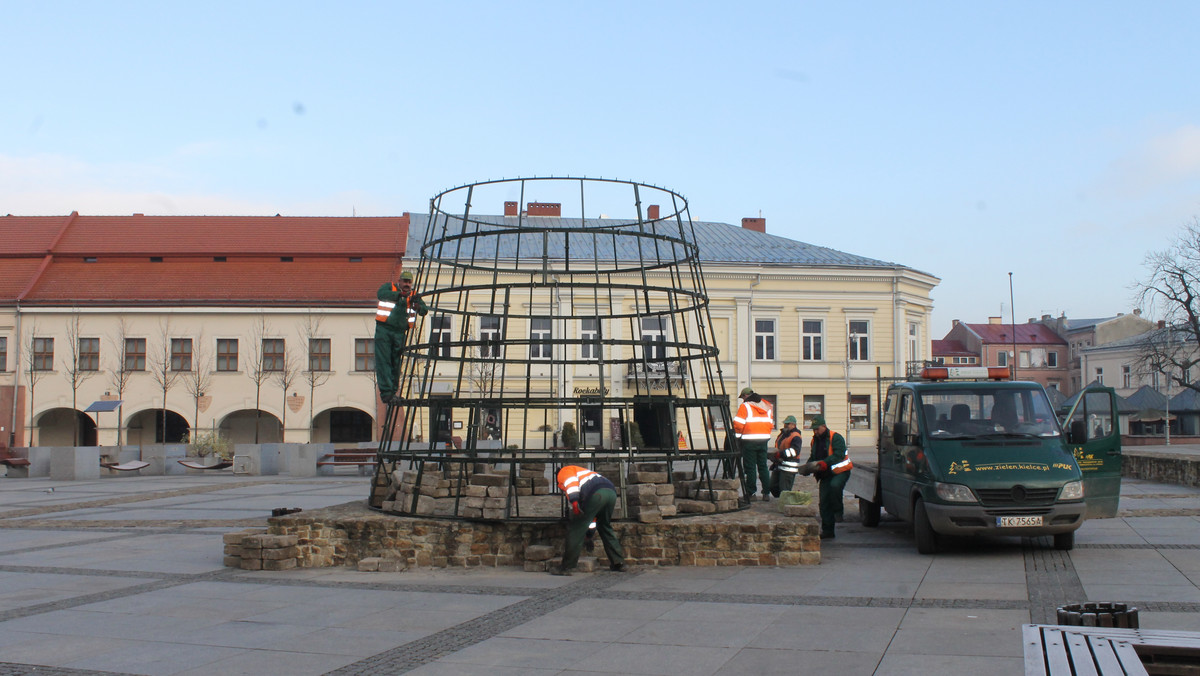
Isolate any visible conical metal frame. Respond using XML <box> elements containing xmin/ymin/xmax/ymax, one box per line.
<box><xmin>371</xmin><ymin>177</ymin><xmax>746</xmax><ymax>520</ymax></box>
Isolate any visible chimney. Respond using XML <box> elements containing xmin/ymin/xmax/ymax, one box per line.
<box><xmin>988</xmin><ymin>316</ymin><xmax>1002</xmax><ymax>325</ymax></box>
<box><xmin>527</xmin><ymin>202</ymin><xmax>561</xmax><ymax>217</ymax></box>
<box><xmin>648</xmin><ymin>205</ymin><xmax>660</xmax><ymax>220</ymax></box>
<box><xmin>1042</xmin><ymin>314</ymin><xmax>1051</xmax><ymax>321</ymax></box>
<box><xmin>1134</xmin><ymin>308</ymin><xmax>1142</xmax><ymax>316</ymax></box>
<box><xmin>741</xmin><ymin>217</ymin><xmax>766</xmax><ymax>233</ymax></box>
<box><xmin>504</xmin><ymin>201</ymin><xmax>518</xmax><ymax>216</ymax></box>
<box><xmin>952</xmin><ymin>319</ymin><xmax>960</xmax><ymax>327</ymax></box>
<box><xmin>1159</xmin><ymin>320</ymin><xmax>1167</xmax><ymax>329</ymax></box>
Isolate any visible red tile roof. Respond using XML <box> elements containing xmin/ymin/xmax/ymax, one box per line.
<box><xmin>1</xmin><ymin>214</ymin><xmax>411</xmax><ymax>305</ymax></box>
<box><xmin>932</xmin><ymin>339</ymin><xmax>973</xmax><ymax>356</ymax></box>
<box><xmin>964</xmin><ymin>322</ymin><xmax>1066</xmax><ymax>345</ymax></box>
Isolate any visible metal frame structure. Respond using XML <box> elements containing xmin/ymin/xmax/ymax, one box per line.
<box><xmin>369</xmin><ymin>177</ymin><xmax>746</xmax><ymax>520</ymax></box>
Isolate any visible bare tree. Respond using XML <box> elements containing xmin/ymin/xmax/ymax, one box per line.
<box><xmin>298</xmin><ymin>312</ymin><xmax>332</xmax><ymax>439</ymax></box>
<box><xmin>469</xmin><ymin>345</ymin><xmax>501</xmax><ymax>440</ymax></box>
<box><xmin>182</xmin><ymin>329</ymin><xmax>213</xmax><ymax>435</ymax></box>
<box><xmin>62</xmin><ymin>310</ymin><xmax>97</xmax><ymax>445</ymax></box>
<box><xmin>147</xmin><ymin>319</ymin><xmax>181</xmax><ymax>442</ymax></box>
<box><xmin>22</xmin><ymin>320</ymin><xmax>47</xmax><ymax>446</ymax></box>
<box><xmin>106</xmin><ymin>317</ymin><xmax>135</xmax><ymax>447</ymax></box>
<box><xmin>272</xmin><ymin>339</ymin><xmax>299</xmax><ymax>442</ymax></box>
<box><xmin>246</xmin><ymin>314</ymin><xmax>273</xmax><ymax>443</ymax></box>
<box><xmin>1135</xmin><ymin>217</ymin><xmax>1200</xmax><ymax>394</ymax></box>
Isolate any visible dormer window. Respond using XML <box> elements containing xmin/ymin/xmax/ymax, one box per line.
<box><xmin>150</xmin><ymin>256</ymin><xmax>163</xmax><ymax>262</ymax></box>
<box><xmin>280</xmin><ymin>256</ymin><xmax>293</xmax><ymax>262</ymax></box>
<box><xmin>84</xmin><ymin>257</ymin><xmax>97</xmax><ymax>263</ymax></box>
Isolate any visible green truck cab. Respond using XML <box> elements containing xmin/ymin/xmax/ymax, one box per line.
<box><xmin>847</xmin><ymin>367</ymin><xmax>1121</xmax><ymax>554</ymax></box>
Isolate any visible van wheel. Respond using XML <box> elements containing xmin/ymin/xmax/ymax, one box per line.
<box><xmin>1054</xmin><ymin>531</ymin><xmax>1075</xmax><ymax>551</ymax></box>
<box><xmin>860</xmin><ymin>498</ymin><xmax>881</xmax><ymax>527</ymax></box>
<box><xmin>914</xmin><ymin>499</ymin><xmax>938</xmax><ymax>555</ymax></box>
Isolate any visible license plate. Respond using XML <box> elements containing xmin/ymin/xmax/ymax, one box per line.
<box><xmin>997</xmin><ymin>515</ymin><xmax>1043</xmax><ymax>527</ymax></box>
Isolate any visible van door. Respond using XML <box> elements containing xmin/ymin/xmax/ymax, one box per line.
<box><xmin>1062</xmin><ymin>386</ymin><xmax>1121</xmax><ymax>518</ymax></box>
<box><xmin>880</xmin><ymin>390</ymin><xmax>917</xmax><ymax>519</ymax></box>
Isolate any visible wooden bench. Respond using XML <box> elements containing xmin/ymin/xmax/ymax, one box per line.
<box><xmin>318</xmin><ymin>449</ymin><xmax>378</xmax><ymax>475</ymax></box>
<box><xmin>102</xmin><ymin>460</ymin><xmax>151</xmax><ymax>473</ymax></box>
<box><xmin>178</xmin><ymin>459</ymin><xmax>233</xmax><ymax>470</ymax></box>
<box><xmin>1</xmin><ymin>448</ymin><xmax>31</xmax><ymax>477</ymax></box>
<box><xmin>1024</xmin><ymin>624</ymin><xmax>1200</xmax><ymax>675</ymax></box>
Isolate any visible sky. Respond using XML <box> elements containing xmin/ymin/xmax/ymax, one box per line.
<box><xmin>4</xmin><ymin>2</ymin><xmax>1200</xmax><ymax>337</ymax></box>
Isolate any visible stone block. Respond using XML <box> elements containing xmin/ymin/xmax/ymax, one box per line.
<box><xmin>672</xmin><ymin>470</ymin><xmax>697</xmax><ymax>481</ymax></box>
<box><xmin>781</xmin><ymin>504</ymin><xmax>818</xmax><ymax>518</ymax></box>
<box><xmin>472</xmin><ymin>473</ymin><xmax>508</xmax><ymax>487</ymax></box>
<box><xmin>378</xmin><ymin>559</ymin><xmax>405</xmax><ymax>572</ymax></box>
<box><xmin>482</xmin><ymin>508</ymin><xmax>505</xmax><ymax>519</ymax></box>
<box><xmin>655</xmin><ymin>484</ymin><xmax>676</xmax><ymax>496</ymax></box>
<box><xmin>576</xmin><ymin>558</ymin><xmax>596</xmax><ymax>572</ymax></box>
<box><xmin>524</xmin><ymin>544</ymin><xmax>556</xmax><ymax>561</ymax></box>
<box><xmin>263</xmin><ymin>558</ymin><xmax>297</xmax><ymax>571</ymax></box>
<box><xmin>676</xmin><ymin>499</ymin><xmax>717</xmax><ymax>514</ymax></box>
<box><xmin>223</xmin><ymin>556</ymin><xmax>242</xmax><ymax>567</ymax></box>
<box><xmin>524</xmin><ymin>559</ymin><xmax>549</xmax><ymax>572</ymax></box>
<box><xmin>633</xmin><ymin>462</ymin><xmax>667</xmax><ymax>472</ymax></box>
<box><xmin>486</xmin><ymin>485</ymin><xmax>508</xmax><ymax>498</ymax></box>
<box><xmin>465</xmin><ymin>484</ymin><xmax>488</xmax><ymax>497</ymax></box>
<box><xmin>358</xmin><ymin>557</ymin><xmax>381</xmax><ymax>572</ymax></box>
<box><xmin>49</xmin><ymin>447</ymin><xmax>101</xmax><ymax>481</ymax></box>
<box><xmin>240</xmin><ymin>558</ymin><xmax>263</xmax><ymax>571</ymax></box>
<box><xmin>637</xmin><ymin>510</ymin><xmax>663</xmax><ymax>524</ymax></box>
<box><xmin>223</xmin><ymin>545</ymin><xmax>242</xmax><ymax>557</ymax></box>
<box><xmin>261</xmin><ymin>546</ymin><xmax>300</xmax><ymax>560</ymax></box>
<box><xmin>627</xmin><ymin>471</ymin><xmax>668</xmax><ymax>484</ymax></box>
<box><xmin>659</xmin><ymin>504</ymin><xmax>678</xmax><ymax>517</ymax></box>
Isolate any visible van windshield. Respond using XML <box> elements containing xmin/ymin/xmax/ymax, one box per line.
<box><xmin>918</xmin><ymin>387</ymin><xmax>1061</xmax><ymax>439</ymax></box>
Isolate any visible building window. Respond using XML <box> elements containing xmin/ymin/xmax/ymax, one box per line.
<box><xmin>850</xmin><ymin>394</ymin><xmax>871</xmax><ymax>430</ymax></box>
<box><xmin>908</xmin><ymin>322</ymin><xmax>920</xmax><ymax>364</ymax></box>
<box><xmin>1185</xmin><ymin>368</ymin><xmax>1192</xmax><ymax>386</ymax></box>
<box><xmin>217</xmin><ymin>339</ymin><xmax>238</xmax><ymax>372</ymax></box>
<box><xmin>79</xmin><ymin>337</ymin><xmax>100</xmax><ymax>371</ymax></box>
<box><xmin>530</xmin><ymin>318</ymin><xmax>552</xmax><ymax>359</ymax></box>
<box><xmin>803</xmin><ymin>394</ymin><xmax>824</xmax><ymax>429</ymax></box>
<box><xmin>33</xmin><ymin>337</ymin><xmax>54</xmax><ymax>371</ymax></box>
<box><xmin>263</xmin><ymin>339</ymin><xmax>285</xmax><ymax>372</ymax></box>
<box><xmin>754</xmin><ymin>319</ymin><xmax>776</xmax><ymax>360</ymax></box>
<box><xmin>641</xmin><ymin>317</ymin><xmax>667</xmax><ymax>361</ymax></box>
<box><xmin>355</xmin><ymin>339</ymin><xmax>374</xmax><ymax>372</ymax></box>
<box><xmin>1047</xmin><ymin>351</ymin><xmax>1058</xmax><ymax>367</ymax></box>
<box><xmin>0</xmin><ymin>336</ymin><xmax>6</xmax><ymax>371</ymax></box>
<box><xmin>997</xmin><ymin>350</ymin><xmax>1008</xmax><ymax>368</ymax></box>
<box><xmin>580</xmin><ymin>318</ymin><xmax>598</xmax><ymax>360</ymax></box>
<box><xmin>310</xmin><ymin>338</ymin><xmax>331</xmax><ymax>372</ymax></box>
<box><xmin>1095</xmin><ymin>367</ymin><xmax>1103</xmax><ymax>385</ymax></box>
<box><xmin>431</xmin><ymin>315</ymin><xmax>452</xmax><ymax>358</ymax></box>
<box><xmin>1048</xmin><ymin>382</ymin><xmax>1059</xmax><ymax>392</ymax></box>
<box><xmin>171</xmin><ymin>338</ymin><xmax>192</xmax><ymax>371</ymax></box>
<box><xmin>849</xmin><ymin>320</ymin><xmax>870</xmax><ymax>361</ymax></box>
<box><xmin>1152</xmin><ymin>371</ymin><xmax>1160</xmax><ymax>389</ymax></box>
<box><xmin>481</xmin><ymin>316</ymin><xmax>503</xmax><ymax>358</ymax></box>
<box><xmin>125</xmin><ymin>338</ymin><xmax>146</xmax><ymax>371</ymax></box>
<box><xmin>1122</xmin><ymin>365</ymin><xmax>1132</xmax><ymax>388</ymax></box>
<box><xmin>802</xmin><ymin>319</ymin><xmax>823</xmax><ymax>361</ymax></box>
<box><xmin>1019</xmin><ymin>351</ymin><xmax>1031</xmax><ymax>368</ymax></box>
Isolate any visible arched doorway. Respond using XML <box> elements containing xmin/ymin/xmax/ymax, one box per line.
<box><xmin>35</xmin><ymin>408</ymin><xmax>98</xmax><ymax>446</ymax></box>
<box><xmin>218</xmin><ymin>409</ymin><xmax>282</xmax><ymax>444</ymax></box>
<box><xmin>127</xmin><ymin>409</ymin><xmax>190</xmax><ymax>445</ymax></box>
<box><xmin>313</xmin><ymin>407</ymin><xmax>374</xmax><ymax>443</ymax></box>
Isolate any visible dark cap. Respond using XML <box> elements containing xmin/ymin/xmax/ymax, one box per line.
<box><xmin>399</xmin><ymin>271</ymin><xmax>413</xmax><ymax>282</ymax></box>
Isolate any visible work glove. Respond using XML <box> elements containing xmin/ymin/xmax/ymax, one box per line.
<box><xmin>798</xmin><ymin>461</ymin><xmax>826</xmax><ymax>476</ymax></box>
<box><xmin>570</xmin><ymin>500</ymin><xmax>583</xmax><ymax>517</ymax></box>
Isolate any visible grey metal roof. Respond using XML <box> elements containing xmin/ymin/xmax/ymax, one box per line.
<box><xmin>1058</xmin><ymin>382</ymin><xmax>1139</xmax><ymax>414</ymax></box>
<box><xmin>406</xmin><ymin>213</ymin><xmax>908</xmax><ymax>270</ymax></box>
<box><xmin>1124</xmin><ymin>385</ymin><xmax>1170</xmax><ymax>410</ymax></box>
<box><xmin>1170</xmin><ymin>386</ymin><xmax>1200</xmax><ymax>412</ymax></box>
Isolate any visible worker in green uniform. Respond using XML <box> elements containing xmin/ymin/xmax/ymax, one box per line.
<box><xmin>374</xmin><ymin>270</ymin><xmax>428</xmax><ymax>403</ymax></box>
<box><xmin>798</xmin><ymin>415</ymin><xmax>853</xmax><ymax>539</ymax></box>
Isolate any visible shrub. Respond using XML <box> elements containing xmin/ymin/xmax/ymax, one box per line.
<box><xmin>185</xmin><ymin>430</ymin><xmax>232</xmax><ymax>460</ymax></box>
<box><xmin>561</xmin><ymin>422</ymin><xmax>578</xmax><ymax>449</ymax></box>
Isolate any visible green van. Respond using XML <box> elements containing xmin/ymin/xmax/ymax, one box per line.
<box><xmin>848</xmin><ymin>367</ymin><xmax>1121</xmax><ymax>554</ymax></box>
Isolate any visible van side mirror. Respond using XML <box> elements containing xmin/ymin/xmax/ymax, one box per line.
<box><xmin>893</xmin><ymin>421</ymin><xmax>911</xmax><ymax>446</ymax></box>
<box><xmin>1066</xmin><ymin>420</ymin><xmax>1086</xmax><ymax>445</ymax></box>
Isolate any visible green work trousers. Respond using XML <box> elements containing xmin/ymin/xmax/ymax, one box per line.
<box><xmin>563</xmin><ymin>487</ymin><xmax>623</xmax><ymax>570</ymax></box>
<box><xmin>741</xmin><ymin>440</ymin><xmax>770</xmax><ymax>497</ymax></box>
<box><xmin>374</xmin><ymin>324</ymin><xmax>407</xmax><ymax>399</ymax></box>
<box><xmin>769</xmin><ymin>468</ymin><xmax>796</xmax><ymax>497</ymax></box>
<box><xmin>818</xmin><ymin>471</ymin><xmax>851</xmax><ymax>534</ymax></box>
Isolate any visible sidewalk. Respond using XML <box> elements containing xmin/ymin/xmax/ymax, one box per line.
<box><xmin>0</xmin><ymin>469</ymin><xmax>1198</xmax><ymax>675</ymax></box>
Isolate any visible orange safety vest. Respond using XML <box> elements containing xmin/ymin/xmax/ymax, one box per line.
<box><xmin>775</xmin><ymin>428</ymin><xmax>804</xmax><ymax>472</ymax></box>
<box><xmin>376</xmin><ymin>285</ymin><xmax>417</xmax><ymax>328</ymax></box>
<box><xmin>557</xmin><ymin>465</ymin><xmax>602</xmax><ymax>502</ymax></box>
<box><xmin>811</xmin><ymin>428</ymin><xmax>853</xmax><ymax>474</ymax></box>
<box><xmin>733</xmin><ymin>399</ymin><xmax>774</xmax><ymax>440</ymax></box>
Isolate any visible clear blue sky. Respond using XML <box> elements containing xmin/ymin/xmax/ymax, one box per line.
<box><xmin>5</xmin><ymin>2</ymin><xmax>1200</xmax><ymax>337</ymax></box>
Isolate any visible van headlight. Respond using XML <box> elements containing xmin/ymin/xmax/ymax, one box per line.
<box><xmin>1058</xmin><ymin>481</ymin><xmax>1084</xmax><ymax>501</ymax></box>
<box><xmin>935</xmin><ymin>482</ymin><xmax>977</xmax><ymax>503</ymax></box>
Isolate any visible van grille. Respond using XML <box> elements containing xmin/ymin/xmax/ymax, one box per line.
<box><xmin>976</xmin><ymin>486</ymin><xmax>1059</xmax><ymax>506</ymax></box>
